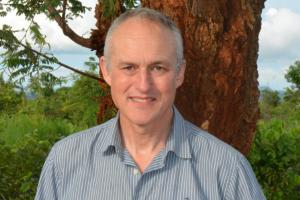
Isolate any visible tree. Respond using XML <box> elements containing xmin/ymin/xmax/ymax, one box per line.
<box><xmin>260</xmin><ymin>88</ymin><xmax>280</xmax><ymax>107</ymax></box>
<box><xmin>0</xmin><ymin>0</ymin><xmax>266</xmax><ymax>154</ymax></box>
<box><xmin>285</xmin><ymin>60</ymin><xmax>300</xmax><ymax>90</ymax></box>
<box><xmin>283</xmin><ymin>60</ymin><xmax>300</xmax><ymax>104</ymax></box>
<box><xmin>259</xmin><ymin>87</ymin><xmax>281</xmax><ymax>120</ymax></box>
<box><xmin>0</xmin><ymin>73</ymin><xmax>23</xmax><ymax>114</ymax></box>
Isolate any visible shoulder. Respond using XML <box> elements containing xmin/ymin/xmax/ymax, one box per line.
<box><xmin>184</xmin><ymin>120</ymin><xmax>245</xmax><ymax>167</ymax></box>
<box><xmin>185</xmin><ymin>121</ymin><xmax>266</xmax><ymax>199</ymax></box>
<box><xmin>49</xmin><ymin>117</ymin><xmax>117</xmax><ymax>166</ymax></box>
<box><xmin>183</xmin><ymin>121</ymin><xmax>266</xmax><ymax>197</ymax></box>
<box><xmin>35</xmin><ymin>118</ymin><xmax>118</xmax><ymax>198</ymax></box>
<box><xmin>56</xmin><ymin>118</ymin><xmax>115</xmax><ymax>149</ymax></box>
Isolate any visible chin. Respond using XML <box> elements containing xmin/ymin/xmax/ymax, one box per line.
<box><xmin>118</xmin><ymin>104</ymin><xmax>173</xmax><ymax>127</ymax></box>
<box><xmin>129</xmin><ymin>116</ymin><xmax>155</xmax><ymax>126</ymax></box>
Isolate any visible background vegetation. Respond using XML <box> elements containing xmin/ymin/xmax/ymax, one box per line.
<box><xmin>0</xmin><ymin>57</ymin><xmax>114</xmax><ymax>199</ymax></box>
<box><xmin>0</xmin><ymin>59</ymin><xmax>299</xmax><ymax>199</ymax></box>
<box><xmin>248</xmin><ymin>60</ymin><xmax>300</xmax><ymax>199</ymax></box>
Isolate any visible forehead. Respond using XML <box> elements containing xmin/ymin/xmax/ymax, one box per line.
<box><xmin>109</xmin><ymin>18</ymin><xmax>177</xmax><ymax>58</ymax></box>
<box><xmin>113</xmin><ymin>18</ymin><xmax>170</xmax><ymax>37</ymax></box>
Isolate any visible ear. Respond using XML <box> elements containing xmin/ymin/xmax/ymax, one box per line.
<box><xmin>99</xmin><ymin>56</ymin><xmax>112</xmax><ymax>86</ymax></box>
<box><xmin>175</xmin><ymin>60</ymin><xmax>186</xmax><ymax>88</ymax></box>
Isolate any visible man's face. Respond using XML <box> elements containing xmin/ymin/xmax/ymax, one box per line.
<box><xmin>100</xmin><ymin>19</ymin><xmax>185</xmax><ymax>127</ymax></box>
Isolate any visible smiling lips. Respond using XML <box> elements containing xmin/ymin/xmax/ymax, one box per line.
<box><xmin>129</xmin><ymin>96</ymin><xmax>156</xmax><ymax>103</ymax></box>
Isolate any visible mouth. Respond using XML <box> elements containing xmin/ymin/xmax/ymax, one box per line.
<box><xmin>129</xmin><ymin>96</ymin><xmax>156</xmax><ymax>103</ymax></box>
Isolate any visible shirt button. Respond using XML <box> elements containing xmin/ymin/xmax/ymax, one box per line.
<box><xmin>133</xmin><ymin>168</ymin><xmax>139</xmax><ymax>175</ymax></box>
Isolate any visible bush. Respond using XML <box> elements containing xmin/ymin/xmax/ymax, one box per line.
<box><xmin>0</xmin><ymin>131</ymin><xmax>62</xmax><ymax>199</ymax></box>
<box><xmin>0</xmin><ymin>73</ymin><xmax>23</xmax><ymax>114</ymax></box>
<box><xmin>0</xmin><ymin>57</ymin><xmax>108</xmax><ymax>199</ymax></box>
<box><xmin>0</xmin><ymin>113</ymin><xmax>75</xmax><ymax>199</ymax></box>
<box><xmin>0</xmin><ymin>113</ymin><xmax>74</xmax><ymax>145</ymax></box>
<box><xmin>248</xmin><ymin>119</ymin><xmax>300</xmax><ymax>200</ymax></box>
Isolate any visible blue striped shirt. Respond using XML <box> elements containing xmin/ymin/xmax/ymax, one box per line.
<box><xmin>35</xmin><ymin>107</ymin><xmax>265</xmax><ymax>199</ymax></box>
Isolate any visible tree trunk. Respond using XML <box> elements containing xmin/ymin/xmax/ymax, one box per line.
<box><xmin>93</xmin><ymin>0</ymin><xmax>265</xmax><ymax>155</ymax></box>
<box><xmin>140</xmin><ymin>0</ymin><xmax>265</xmax><ymax>155</ymax></box>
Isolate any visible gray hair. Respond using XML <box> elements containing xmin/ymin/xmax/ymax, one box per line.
<box><xmin>103</xmin><ymin>8</ymin><xmax>184</xmax><ymax>69</ymax></box>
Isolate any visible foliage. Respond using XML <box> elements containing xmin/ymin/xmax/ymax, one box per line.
<box><xmin>283</xmin><ymin>87</ymin><xmax>300</xmax><ymax>105</ymax></box>
<box><xmin>124</xmin><ymin>0</ymin><xmax>139</xmax><ymax>9</ymax></box>
<box><xmin>0</xmin><ymin>0</ymin><xmax>83</xmax><ymax>83</ymax></box>
<box><xmin>285</xmin><ymin>60</ymin><xmax>300</xmax><ymax>90</ymax></box>
<box><xmin>0</xmin><ymin>113</ymin><xmax>74</xmax><ymax>145</ymax></box>
<box><xmin>0</xmin><ymin>0</ymin><xmax>137</xmax><ymax>85</ymax></box>
<box><xmin>0</xmin><ymin>21</ymin><xmax>58</xmax><ymax>84</ymax></box>
<box><xmin>0</xmin><ymin>131</ymin><xmax>62</xmax><ymax>200</ymax></box>
<box><xmin>251</xmin><ymin>61</ymin><xmax>300</xmax><ymax>199</ymax></box>
<box><xmin>282</xmin><ymin>60</ymin><xmax>300</xmax><ymax>108</ymax></box>
<box><xmin>249</xmin><ymin>98</ymin><xmax>300</xmax><ymax>200</ymax></box>
<box><xmin>56</xmin><ymin>57</ymin><xmax>107</xmax><ymax>127</ymax></box>
<box><xmin>0</xmin><ymin>57</ymin><xmax>113</xmax><ymax>199</ymax></box>
<box><xmin>259</xmin><ymin>87</ymin><xmax>281</xmax><ymax>120</ymax></box>
<box><xmin>260</xmin><ymin>87</ymin><xmax>281</xmax><ymax>107</ymax></box>
<box><xmin>0</xmin><ymin>73</ymin><xmax>23</xmax><ymax>114</ymax></box>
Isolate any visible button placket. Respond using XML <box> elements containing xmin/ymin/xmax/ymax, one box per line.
<box><xmin>133</xmin><ymin>168</ymin><xmax>139</xmax><ymax>175</ymax></box>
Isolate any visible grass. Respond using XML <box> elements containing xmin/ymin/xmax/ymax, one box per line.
<box><xmin>0</xmin><ymin>113</ymin><xmax>75</xmax><ymax>145</ymax></box>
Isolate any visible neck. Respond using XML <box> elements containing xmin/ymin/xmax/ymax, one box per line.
<box><xmin>119</xmin><ymin>110</ymin><xmax>173</xmax><ymax>172</ymax></box>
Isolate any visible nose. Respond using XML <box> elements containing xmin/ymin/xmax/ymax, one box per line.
<box><xmin>135</xmin><ymin>68</ymin><xmax>153</xmax><ymax>92</ymax></box>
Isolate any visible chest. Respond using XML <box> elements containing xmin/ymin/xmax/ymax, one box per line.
<box><xmin>60</xmin><ymin>153</ymin><xmax>227</xmax><ymax>200</ymax></box>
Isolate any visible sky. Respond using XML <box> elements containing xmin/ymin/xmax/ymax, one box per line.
<box><xmin>258</xmin><ymin>0</ymin><xmax>300</xmax><ymax>90</ymax></box>
<box><xmin>0</xmin><ymin>0</ymin><xmax>300</xmax><ymax>91</ymax></box>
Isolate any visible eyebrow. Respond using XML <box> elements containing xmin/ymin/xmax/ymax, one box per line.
<box><xmin>118</xmin><ymin>60</ymin><xmax>171</xmax><ymax>66</ymax></box>
<box><xmin>149</xmin><ymin>61</ymin><xmax>167</xmax><ymax>65</ymax></box>
<box><xmin>119</xmin><ymin>61</ymin><xmax>137</xmax><ymax>66</ymax></box>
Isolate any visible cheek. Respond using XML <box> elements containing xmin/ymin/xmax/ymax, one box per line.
<box><xmin>110</xmin><ymin>81</ymin><xmax>128</xmax><ymax>110</ymax></box>
<box><xmin>156</xmin><ymin>77</ymin><xmax>177</xmax><ymax>94</ymax></box>
<box><xmin>110</xmin><ymin>74</ymin><xmax>131</xmax><ymax>94</ymax></box>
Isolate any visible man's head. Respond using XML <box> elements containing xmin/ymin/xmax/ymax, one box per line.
<box><xmin>100</xmin><ymin>8</ymin><xmax>185</xmax><ymax>127</ymax></box>
<box><xmin>103</xmin><ymin>8</ymin><xmax>184</xmax><ymax>70</ymax></box>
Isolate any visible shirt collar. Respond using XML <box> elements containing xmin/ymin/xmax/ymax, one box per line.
<box><xmin>99</xmin><ymin>106</ymin><xmax>192</xmax><ymax>159</ymax></box>
<box><xmin>98</xmin><ymin>112</ymin><xmax>123</xmax><ymax>154</ymax></box>
<box><xmin>164</xmin><ymin>106</ymin><xmax>192</xmax><ymax>159</ymax></box>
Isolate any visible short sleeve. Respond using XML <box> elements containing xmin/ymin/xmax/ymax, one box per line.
<box><xmin>225</xmin><ymin>155</ymin><xmax>266</xmax><ymax>200</ymax></box>
<box><xmin>35</xmin><ymin>145</ymin><xmax>61</xmax><ymax>200</ymax></box>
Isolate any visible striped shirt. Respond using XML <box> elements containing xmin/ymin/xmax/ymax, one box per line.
<box><xmin>35</xmin><ymin>107</ymin><xmax>265</xmax><ymax>200</ymax></box>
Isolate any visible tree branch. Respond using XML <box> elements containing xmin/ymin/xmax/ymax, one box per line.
<box><xmin>17</xmin><ymin>42</ymin><xmax>104</xmax><ymax>83</ymax></box>
<box><xmin>47</xmin><ymin>3</ymin><xmax>93</xmax><ymax>49</ymax></box>
<box><xmin>62</xmin><ymin>0</ymin><xmax>67</xmax><ymax>31</ymax></box>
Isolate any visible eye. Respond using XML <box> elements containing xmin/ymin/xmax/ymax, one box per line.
<box><xmin>152</xmin><ymin>65</ymin><xmax>165</xmax><ymax>72</ymax></box>
<box><xmin>121</xmin><ymin>64</ymin><xmax>137</xmax><ymax>75</ymax></box>
<box><xmin>122</xmin><ymin>65</ymin><xmax>135</xmax><ymax>71</ymax></box>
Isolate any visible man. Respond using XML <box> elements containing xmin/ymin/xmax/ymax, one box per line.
<box><xmin>35</xmin><ymin>8</ymin><xmax>265</xmax><ymax>199</ymax></box>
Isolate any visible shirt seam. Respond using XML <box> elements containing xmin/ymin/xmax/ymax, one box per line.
<box><xmin>55</xmin><ymin>119</ymin><xmax>115</xmax><ymax>147</ymax></box>
<box><xmin>52</xmin><ymin>145</ymin><xmax>63</xmax><ymax>198</ymax></box>
<box><xmin>224</xmin><ymin>155</ymin><xmax>240</xmax><ymax>200</ymax></box>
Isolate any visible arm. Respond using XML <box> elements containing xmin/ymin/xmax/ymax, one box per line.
<box><xmin>225</xmin><ymin>156</ymin><xmax>266</xmax><ymax>200</ymax></box>
<box><xmin>35</xmin><ymin>146</ymin><xmax>61</xmax><ymax>200</ymax></box>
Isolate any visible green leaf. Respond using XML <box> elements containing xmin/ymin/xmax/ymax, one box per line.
<box><xmin>29</xmin><ymin>21</ymin><xmax>46</xmax><ymax>46</ymax></box>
